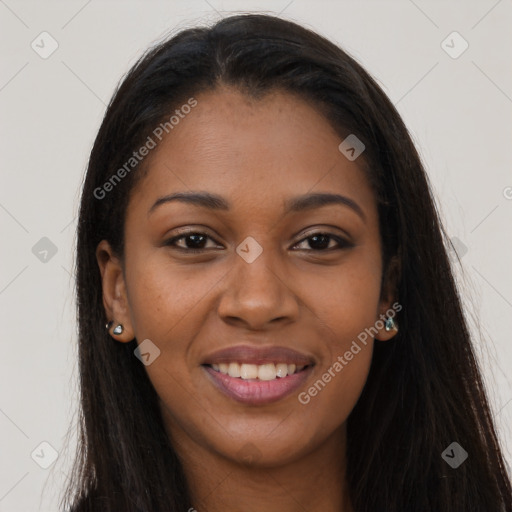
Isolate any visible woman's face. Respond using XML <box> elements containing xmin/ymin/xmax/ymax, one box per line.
<box><xmin>98</xmin><ymin>86</ymin><xmax>397</xmax><ymax>468</ymax></box>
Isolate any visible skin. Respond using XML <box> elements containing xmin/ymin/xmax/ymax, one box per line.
<box><xmin>96</xmin><ymin>86</ymin><xmax>398</xmax><ymax>512</ymax></box>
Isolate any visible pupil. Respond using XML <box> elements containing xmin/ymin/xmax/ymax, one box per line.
<box><xmin>187</xmin><ymin>234</ymin><xmax>205</xmax><ymax>248</ymax></box>
<box><xmin>310</xmin><ymin>235</ymin><xmax>329</xmax><ymax>249</ymax></box>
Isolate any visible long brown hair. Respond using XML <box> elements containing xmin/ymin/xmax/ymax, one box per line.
<box><xmin>61</xmin><ymin>13</ymin><xmax>512</xmax><ymax>511</ymax></box>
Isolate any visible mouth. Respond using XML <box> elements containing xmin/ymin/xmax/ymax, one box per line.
<box><xmin>201</xmin><ymin>360</ymin><xmax>315</xmax><ymax>405</ymax></box>
<box><xmin>201</xmin><ymin>344</ymin><xmax>316</xmax><ymax>405</ymax></box>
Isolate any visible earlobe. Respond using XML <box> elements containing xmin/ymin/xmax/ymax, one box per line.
<box><xmin>96</xmin><ymin>240</ymin><xmax>135</xmax><ymax>343</ymax></box>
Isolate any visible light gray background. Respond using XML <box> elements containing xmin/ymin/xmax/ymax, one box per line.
<box><xmin>1</xmin><ymin>1</ymin><xmax>511</xmax><ymax>510</ymax></box>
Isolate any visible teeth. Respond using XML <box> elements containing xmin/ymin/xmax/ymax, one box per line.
<box><xmin>240</xmin><ymin>364</ymin><xmax>258</xmax><ymax>379</ymax></box>
<box><xmin>228</xmin><ymin>362</ymin><xmax>241</xmax><ymax>378</ymax></box>
<box><xmin>276</xmin><ymin>363</ymin><xmax>288</xmax><ymax>378</ymax></box>
<box><xmin>258</xmin><ymin>364</ymin><xmax>276</xmax><ymax>381</ymax></box>
<box><xmin>209</xmin><ymin>362</ymin><xmax>307</xmax><ymax>380</ymax></box>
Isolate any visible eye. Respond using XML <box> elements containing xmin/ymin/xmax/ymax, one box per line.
<box><xmin>164</xmin><ymin>231</ymin><xmax>221</xmax><ymax>253</ymax></box>
<box><xmin>164</xmin><ymin>230</ymin><xmax>353</xmax><ymax>254</ymax></box>
<box><xmin>292</xmin><ymin>232</ymin><xmax>352</xmax><ymax>252</ymax></box>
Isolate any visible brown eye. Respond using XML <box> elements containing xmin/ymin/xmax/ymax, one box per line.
<box><xmin>293</xmin><ymin>233</ymin><xmax>352</xmax><ymax>251</ymax></box>
<box><xmin>165</xmin><ymin>232</ymin><xmax>220</xmax><ymax>252</ymax></box>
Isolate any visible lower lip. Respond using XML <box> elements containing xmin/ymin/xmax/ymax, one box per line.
<box><xmin>202</xmin><ymin>365</ymin><xmax>314</xmax><ymax>405</ymax></box>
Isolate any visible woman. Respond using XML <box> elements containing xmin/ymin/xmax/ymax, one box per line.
<box><xmin>61</xmin><ymin>13</ymin><xmax>512</xmax><ymax>512</ymax></box>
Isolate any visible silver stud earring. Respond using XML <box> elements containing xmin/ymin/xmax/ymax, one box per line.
<box><xmin>384</xmin><ymin>317</ymin><xmax>397</xmax><ymax>332</ymax></box>
<box><xmin>106</xmin><ymin>321</ymin><xmax>124</xmax><ymax>335</ymax></box>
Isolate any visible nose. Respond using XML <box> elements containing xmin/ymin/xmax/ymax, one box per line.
<box><xmin>217</xmin><ymin>244</ymin><xmax>300</xmax><ymax>331</ymax></box>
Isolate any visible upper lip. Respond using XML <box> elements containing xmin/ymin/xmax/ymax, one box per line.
<box><xmin>202</xmin><ymin>345</ymin><xmax>315</xmax><ymax>366</ymax></box>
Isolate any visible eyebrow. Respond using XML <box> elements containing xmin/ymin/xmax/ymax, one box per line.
<box><xmin>148</xmin><ymin>191</ymin><xmax>366</xmax><ymax>222</ymax></box>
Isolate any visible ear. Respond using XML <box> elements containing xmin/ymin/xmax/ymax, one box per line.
<box><xmin>96</xmin><ymin>240</ymin><xmax>135</xmax><ymax>343</ymax></box>
<box><xmin>375</xmin><ymin>255</ymin><xmax>401</xmax><ymax>341</ymax></box>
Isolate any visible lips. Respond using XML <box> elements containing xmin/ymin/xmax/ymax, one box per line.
<box><xmin>201</xmin><ymin>344</ymin><xmax>315</xmax><ymax>405</ymax></box>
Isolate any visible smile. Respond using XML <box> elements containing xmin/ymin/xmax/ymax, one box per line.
<box><xmin>202</xmin><ymin>363</ymin><xmax>314</xmax><ymax>405</ymax></box>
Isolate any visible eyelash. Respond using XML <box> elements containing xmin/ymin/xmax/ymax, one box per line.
<box><xmin>164</xmin><ymin>230</ymin><xmax>353</xmax><ymax>254</ymax></box>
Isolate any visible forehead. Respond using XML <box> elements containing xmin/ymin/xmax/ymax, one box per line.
<box><xmin>128</xmin><ymin>86</ymin><xmax>377</xmax><ymax>222</ymax></box>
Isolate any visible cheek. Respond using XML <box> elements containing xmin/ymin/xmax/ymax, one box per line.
<box><xmin>125</xmin><ymin>254</ymin><xmax>224</xmax><ymax>341</ymax></box>
<box><xmin>124</xmin><ymin>261</ymin><xmax>212</xmax><ymax>424</ymax></box>
<box><xmin>295</xmin><ymin>342</ymin><xmax>373</xmax><ymax>444</ymax></box>
<box><xmin>293</xmin><ymin>253</ymin><xmax>380</xmax><ymax>420</ymax></box>
<box><xmin>124</xmin><ymin>255</ymin><xmax>225</xmax><ymax>395</ymax></box>
<box><xmin>303</xmin><ymin>253</ymin><xmax>383</xmax><ymax>346</ymax></box>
